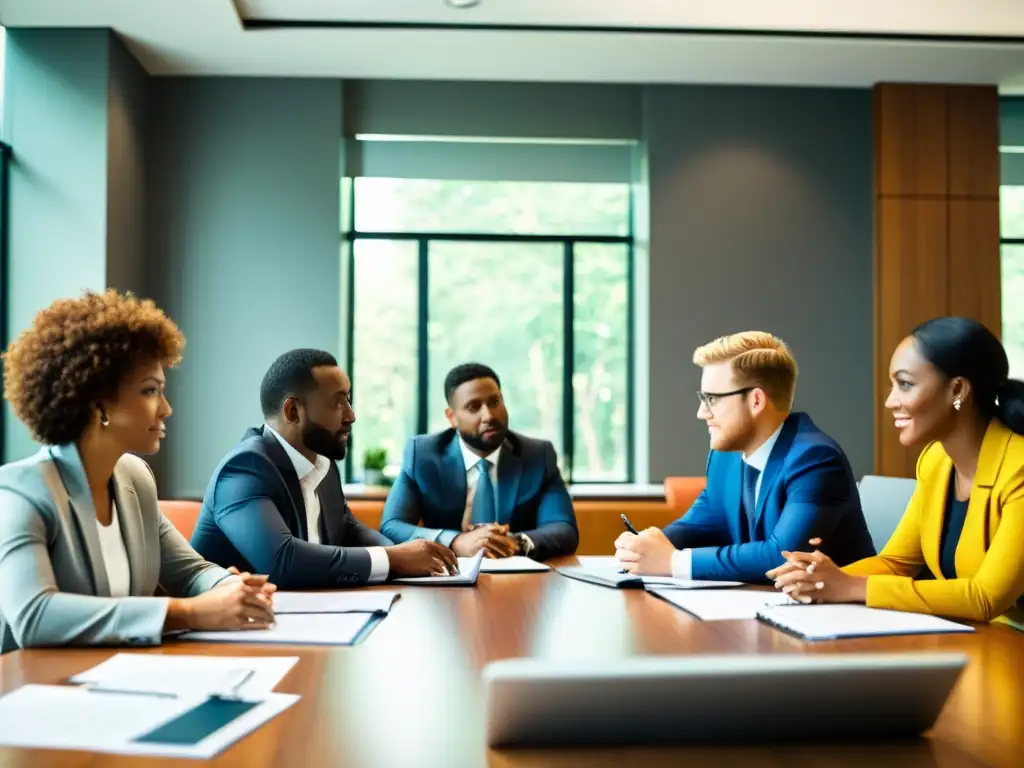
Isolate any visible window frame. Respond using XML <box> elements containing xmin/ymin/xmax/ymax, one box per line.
<box><xmin>0</xmin><ymin>141</ymin><xmax>11</xmax><ymax>462</ymax></box>
<box><xmin>344</xmin><ymin>176</ymin><xmax>636</xmax><ymax>484</ymax></box>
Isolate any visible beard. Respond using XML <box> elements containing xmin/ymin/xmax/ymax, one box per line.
<box><xmin>302</xmin><ymin>420</ymin><xmax>349</xmax><ymax>462</ymax></box>
<box><xmin>460</xmin><ymin>421</ymin><xmax>508</xmax><ymax>453</ymax></box>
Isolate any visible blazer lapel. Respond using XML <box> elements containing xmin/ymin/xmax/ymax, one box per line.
<box><xmin>752</xmin><ymin>415</ymin><xmax>799</xmax><ymax>532</ymax></box>
<box><xmin>921</xmin><ymin>451</ymin><xmax>954</xmax><ymax>570</ymax></box>
<box><xmin>496</xmin><ymin>441</ymin><xmax>522</xmax><ymax>525</ymax></box>
<box><xmin>968</xmin><ymin>420</ymin><xmax>1012</xmax><ymax>555</ymax></box>
<box><xmin>727</xmin><ymin>457</ymin><xmax>745</xmax><ymax>541</ymax></box>
<box><xmin>316</xmin><ymin>463</ymin><xmax>347</xmax><ymax>545</ymax></box>
<box><xmin>46</xmin><ymin>444</ymin><xmax>110</xmax><ymax>597</ymax></box>
<box><xmin>260</xmin><ymin>428</ymin><xmax>309</xmax><ymax>539</ymax></box>
<box><xmin>444</xmin><ymin>435</ymin><xmax>469</xmax><ymax>520</ymax></box>
<box><xmin>112</xmin><ymin>470</ymin><xmax>146</xmax><ymax>596</ymax></box>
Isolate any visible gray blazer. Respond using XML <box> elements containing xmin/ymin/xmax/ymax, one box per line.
<box><xmin>0</xmin><ymin>443</ymin><xmax>230</xmax><ymax>653</ymax></box>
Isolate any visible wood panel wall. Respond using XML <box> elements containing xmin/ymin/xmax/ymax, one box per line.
<box><xmin>874</xmin><ymin>84</ymin><xmax>1002</xmax><ymax>477</ymax></box>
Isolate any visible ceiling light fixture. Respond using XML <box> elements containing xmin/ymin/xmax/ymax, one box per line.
<box><xmin>445</xmin><ymin>0</ymin><xmax>482</xmax><ymax>8</ymax></box>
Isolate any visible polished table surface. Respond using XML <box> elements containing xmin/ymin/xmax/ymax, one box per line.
<box><xmin>1</xmin><ymin>556</ymin><xmax>1022</xmax><ymax>767</ymax></box>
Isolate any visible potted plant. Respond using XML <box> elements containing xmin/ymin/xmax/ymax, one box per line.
<box><xmin>363</xmin><ymin>446</ymin><xmax>388</xmax><ymax>486</ymax></box>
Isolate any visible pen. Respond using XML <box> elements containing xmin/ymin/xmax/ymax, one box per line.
<box><xmin>618</xmin><ymin>514</ymin><xmax>639</xmax><ymax>573</ymax></box>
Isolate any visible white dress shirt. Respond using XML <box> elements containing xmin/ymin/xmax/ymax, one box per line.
<box><xmin>265</xmin><ymin>424</ymin><xmax>389</xmax><ymax>583</ymax></box>
<box><xmin>457</xmin><ymin>437</ymin><xmax>534</xmax><ymax>554</ymax></box>
<box><xmin>670</xmin><ymin>422</ymin><xmax>784</xmax><ymax>579</ymax></box>
<box><xmin>96</xmin><ymin>504</ymin><xmax>131</xmax><ymax>598</ymax></box>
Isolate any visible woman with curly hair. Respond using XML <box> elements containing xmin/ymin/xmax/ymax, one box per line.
<box><xmin>0</xmin><ymin>290</ymin><xmax>276</xmax><ymax>652</ymax></box>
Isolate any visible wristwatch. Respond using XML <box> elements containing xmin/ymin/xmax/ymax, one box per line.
<box><xmin>510</xmin><ymin>532</ymin><xmax>532</xmax><ymax>556</ymax></box>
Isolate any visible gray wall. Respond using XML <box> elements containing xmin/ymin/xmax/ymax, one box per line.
<box><xmin>146</xmin><ymin>79</ymin><xmax>344</xmax><ymax>497</ymax></box>
<box><xmin>106</xmin><ymin>35</ymin><xmax>148</xmax><ymax>297</ymax></box>
<box><xmin>2</xmin><ymin>29</ymin><xmax>112</xmax><ymax>459</ymax></box>
<box><xmin>645</xmin><ymin>86</ymin><xmax>874</xmax><ymax>479</ymax></box>
<box><xmin>345</xmin><ymin>80</ymin><xmax>641</xmax><ymax>140</ymax></box>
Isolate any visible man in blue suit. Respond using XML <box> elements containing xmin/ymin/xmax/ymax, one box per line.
<box><xmin>191</xmin><ymin>349</ymin><xmax>458</xmax><ymax>589</ymax></box>
<box><xmin>381</xmin><ymin>363</ymin><xmax>579</xmax><ymax>561</ymax></box>
<box><xmin>615</xmin><ymin>332</ymin><xmax>874</xmax><ymax>583</ymax></box>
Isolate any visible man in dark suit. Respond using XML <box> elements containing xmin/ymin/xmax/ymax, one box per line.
<box><xmin>380</xmin><ymin>363</ymin><xmax>578</xmax><ymax>561</ymax></box>
<box><xmin>191</xmin><ymin>349</ymin><xmax>457</xmax><ymax>589</ymax></box>
<box><xmin>615</xmin><ymin>331</ymin><xmax>875</xmax><ymax>583</ymax></box>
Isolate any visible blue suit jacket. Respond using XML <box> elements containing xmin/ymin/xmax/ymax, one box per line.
<box><xmin>380</xmin><ymin>429</ymin><xmax>578</xmax><ymax>560</ymax></box>
<box><xmin>664</xmin><ymin>412</ymin><xmax>875</xmax><ymax>582</ymax></box>
<box><xmin>191</xmin><ymin>427</ymin><xmax>393</xmax><ymax>589</ymax></box>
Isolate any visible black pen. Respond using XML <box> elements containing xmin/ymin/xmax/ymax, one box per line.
<box><xmin>618</xmin><ymin>514</ymin><xmax>639</xmax><ymax>573</ymax></box>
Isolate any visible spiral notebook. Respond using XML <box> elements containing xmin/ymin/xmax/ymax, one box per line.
<box><xmin>756</xmin><ymin>603</ymin><xmax>974</xmax><ymax>641</ymax></box>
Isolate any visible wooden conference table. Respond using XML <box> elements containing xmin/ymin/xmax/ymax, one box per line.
<box><xmin>1</xmin><ymin>556</ymin><xmax>1022</xmax><ymax>767</ymax></box>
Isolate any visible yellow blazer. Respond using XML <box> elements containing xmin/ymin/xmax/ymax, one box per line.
<box><xmin>844</xmin><ymin>418</ymin><xmax>1024</xmax><ymax>626</ymax></box>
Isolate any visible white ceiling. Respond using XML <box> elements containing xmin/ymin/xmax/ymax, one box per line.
<box><xmin>1</xmin><ymin>0</ymin><xmax>1023</xmax><ymax>91</ymax></box>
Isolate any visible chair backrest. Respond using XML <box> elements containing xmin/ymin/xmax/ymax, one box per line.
<box><xmin>857</xmin><ymin>475</ymin><xmax>917</xmax><ymax>552</ymax></box>
<box><xmin>159</xmin><ymin>500</ymin><xmax>202</xmax><ymax>541</ymax></box>
<box><xmin>663</xmin><ymin>477</ymin><xmax>707</xmax><ymax>514</ymax></box>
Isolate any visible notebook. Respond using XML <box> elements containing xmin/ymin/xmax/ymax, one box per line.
<box><xmin>558</xmin><ymin>566</ymin><xmax>740</xmax><ymax>591</ymax></box>
<box><xmin>392</xmin><ymin>549</ymin><xmax>485</xmax><ymax>586</ymax></box>
<box><xmin>479</xmin><ymin>556</ymin><xmax>551</xmax><ymax>573</ymax></box>
<box><xmin>272</xmin><ymin>590</ymin><xmax>399</xmax><ymax>614</ymax></box>
<box><xmin>756</xmin><ymin>604</ymin><xmax>975</xmax><ymax>641</ymax></box>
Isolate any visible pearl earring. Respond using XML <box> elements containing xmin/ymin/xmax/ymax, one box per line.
<box><xmin>953</xmin><ymin>398</ymin><xmax>962</xmax><ymax>412</ymax></box>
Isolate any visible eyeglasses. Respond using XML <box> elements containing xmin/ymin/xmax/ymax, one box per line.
<box><xmin>697</xmin><ymin>388</ymin><xmax>754</xmax><ymax>411</ymax></box>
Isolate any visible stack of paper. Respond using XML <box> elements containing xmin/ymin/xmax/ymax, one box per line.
<box><xmin>0</xmin><ymin>685</ymin><xmax>297</xmax><ymax>758</ymax></box>
<box><xmin>70</xmin><ymin>653</ymin><xmax>298</xmax><ymax>699</ymax></box>
<box><xmin>0</xmin><ymin>654</ymin><xmax>300</xmax><ymax>758</ymax></box>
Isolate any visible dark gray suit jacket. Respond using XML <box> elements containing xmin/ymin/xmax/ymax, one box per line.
<box><xmin>191</xmin><ymin>427</ymin><xmax>392</xmax><ymax>589</ymax></box>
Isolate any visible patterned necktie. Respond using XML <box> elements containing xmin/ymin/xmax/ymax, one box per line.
<box><xmin>471</xmin><ymin>458</ymin><xmax>496</xmax><ymax>525</ymax></box>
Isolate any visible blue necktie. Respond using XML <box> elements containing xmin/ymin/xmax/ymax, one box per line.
<box><xmin>471</xmin><ymin>459</ymin><xmax>496</xmax><ymax>525</ymax></box>
<box><xmin>741</xmin><ymin>463</ymin><xmax>760</xmax><ymax>542</ymax></box>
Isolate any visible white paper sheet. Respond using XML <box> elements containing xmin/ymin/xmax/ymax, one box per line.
<box><xmin>393</xmin><ymin>549</ymin><xmax>485</xmax><ymax>585</ymax></box>
<box><xmin>70</xmin><ymin>654</ymin><xmax>298</xmax><ymax>700</ymax></box>
<box><xmin>272</xmin><ymin>590</ymin><xmax>400</xmax><ymax>614</ymax></box>
<box><xmin>479</xmin><ymin>556</ymin><xmax>551</xmax><ymax>573</ymax></box>
<box><xmin>756</xmin><ymin>604</ymin><xmax>975</xmax><ymax>640</ymax></box>
<box><xmin>640</xmin><ymin>576</ymin><xmax>743</xmax><ymax>589</ymax></box>
<box><xmin>179</xmin><ymin>612</ymin><xmax>376</xmax><ymax>645</ymax></box>
<box><xmin>649</xmin><ymin>588</ymin><xmax>797</xmax><ymax>620</ymax></box>
<box><xmin>0</xmin><ymin>684</ymin><xmax>298</xmax><ymax>759</ymax></box>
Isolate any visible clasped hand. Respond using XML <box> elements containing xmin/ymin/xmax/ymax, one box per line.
<box><xmin>765</xmin><ymin>538</ymin><xmax>867</xmax><ymax>604</ymax></box>
<box><xmin>453</xmin><ymin>523</ymin><xmax>518</xmax><ymax>559</ymax></box>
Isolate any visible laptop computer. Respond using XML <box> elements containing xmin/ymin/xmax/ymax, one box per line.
<box><xmin>483</xmin><ymin>652</ymin><xmax>966</xmax><ymax>747</ymax></box>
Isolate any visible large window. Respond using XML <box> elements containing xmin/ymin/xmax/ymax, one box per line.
<box><xmin>1002</xmin><ymin>185</ymin><xmax>1024</xmax><ymax>376</ymax></box>
<box><xmin>346</xmin><ymin>177</ymin><xmax>633</xmax><ymax>483</ymax></box>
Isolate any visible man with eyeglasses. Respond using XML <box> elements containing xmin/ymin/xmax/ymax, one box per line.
<box><xmin>615</xmin><ymin>331</ymin><xmax>874</xmax><ymax>583</ymax></box>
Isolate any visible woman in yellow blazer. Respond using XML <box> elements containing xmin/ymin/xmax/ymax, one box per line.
<box><xmin>769</xmin><ymin>317</ymin><xmax>1024</xmax><ymax>626</ymax></box>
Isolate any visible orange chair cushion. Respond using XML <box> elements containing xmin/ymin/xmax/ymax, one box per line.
<box><xmin>160</xmin><ymin>500</ymin><xmax>202</xmax><ymax>541</ymax></box>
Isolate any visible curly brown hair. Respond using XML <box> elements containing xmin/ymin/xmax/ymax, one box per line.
<box><xmin>3</xmin><ymin>290</ymin><xmax>185</xmax><ymax>445</ymax></box>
